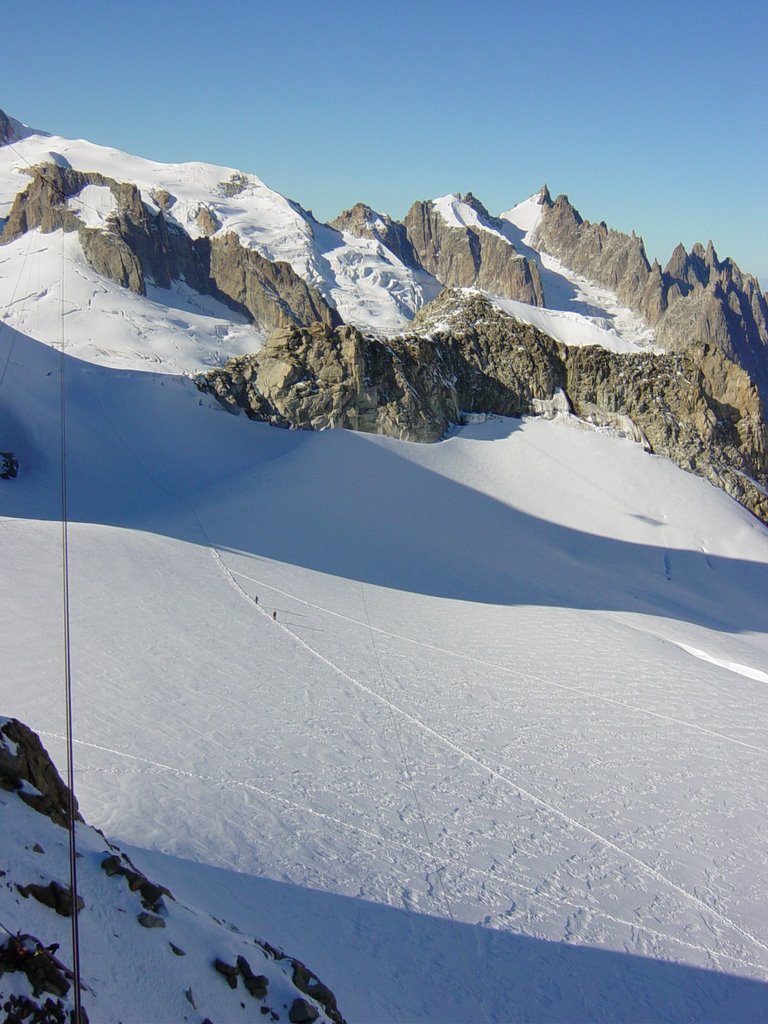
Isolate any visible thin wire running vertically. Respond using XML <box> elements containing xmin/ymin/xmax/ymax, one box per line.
<box><xmin>59</xmin><ymin>231</ymin><xmax>84</xmax><ymax>1024</ymax></box>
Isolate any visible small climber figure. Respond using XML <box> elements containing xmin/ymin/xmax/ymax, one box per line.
<box><xmin>272</xmin><ymin>610</ymin><xmax>277</xmax><ymax>621</ymax></box>
<box><xmin>254</xmin><ymin>595</ymin><xmax>258</xmax><ymax>604</ymax></box>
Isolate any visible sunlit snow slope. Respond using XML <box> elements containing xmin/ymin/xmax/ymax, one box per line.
<box><xmin>1</xmin><ymin>222</ymin><xmax>768</xmax><ymax>1021</ymax></box>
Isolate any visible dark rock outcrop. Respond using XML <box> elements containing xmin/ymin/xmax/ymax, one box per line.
<box><xmin>237</xmin><ymin>955</ymin><xmax>269</xmax><ymax>998</ymax></box>
<box><xmin>16</xmin><ymin>880</ymin><xmax>84</xmax><ymax>917</ymax></box>
<box><xmin>0</xmin><ymin>164</ymin><xmax>340</xmax><ymax>334</ymax></box>
<box><xmin>0</xmin><ymin>718</ymin><xmax>81</xmax><ymax>829</ymax></box>
<box><xmin>290</xmin><ymin>997</ymin><xmax>320</xmax><ymax>1023</ymax></box>
<box><xmin>214</xmin><ymin>958</ymin><xmax>239</xmax><ymax>989</ymax></box>
<box><xmin>0</xmin><ymin>451</ymin><xmax>19</xmax><ymax>478</ymax></box>
<box><xmin>290</xmin><ymin>959</ymin><xmax>345</xmax><ymax>1024</ymax></box>
<box><xmin>200</xmin><ymin>291</ymin><xmax>768</xmax><ymax>523</ymax></box>
<box><xmin>100</xmin><ymin>852</ymin><xmax>173</xmax><ymax>911</ymax></box>
<box><xmin>0</xmin><ymin>109</ymin><xmax>16</xmax><ymax>145</ymax></box>
<box><xmin>402</xmin><ymin>196</ymin><xmax>545</xmax><ymax>305</ymax></box>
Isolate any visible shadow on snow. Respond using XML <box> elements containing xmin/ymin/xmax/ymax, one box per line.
<box><xmin>1</xmin><ymin>327</ymin><xmax>767</xmax><ymax>635</ymax></box>
<box><xmin>126</xmin><ymin>843</ymin><xmax>768</xmax><ymax>1024</ymax></box>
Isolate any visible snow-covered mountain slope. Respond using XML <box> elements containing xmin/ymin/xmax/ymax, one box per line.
<box><xmin>433</xmin><ymin>192</ymin><xmax>508</xmax><ymax>237</ymax></box>
<box><xmin>2</xmin><ymin>111</ymin><xmax>768</xmax><ymax>1021</ymax></box>
<box><xmin>500</xmin><ymin>191</ymin><xmax>658</xmax><ymax>351</ymax></box>
<box><xmin>1</xmin><ymin>283</ymin><xmax>768</xmax><ymax>1020</ymax></box>
<box><xmin>0</xmin><ymin>230</ymin><xmax>261</xmax><ymax>372</ymax></box>
<box><xmin>0</xmin><ymin>718</ymin><xmax>343</xmax><ymax>1024</ymax></box>
<box><xmin>0</xmin><ymin>122</ymin><xmax>439</xmax><ymax>334</ymax></box>
<box><xmin>0</xmin><ymin>111</ymin><xmax>682</xmax><ymax>353</ymax></box>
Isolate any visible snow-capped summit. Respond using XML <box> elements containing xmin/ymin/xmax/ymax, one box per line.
<box><xmin>0</xmin><ymin>111</ymin><xmax>438</xmax><ymax>335</ymax></box>
<box><xmin>499</xmin><ymin>184</ymin><xmax>550</xmax><ymax>243</ymax></box>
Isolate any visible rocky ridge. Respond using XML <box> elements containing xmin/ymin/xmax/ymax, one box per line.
<box><xmin>531</xmin><ymin>187</ymin><xmax>768</xmax><ymax>401</ymax></box>
<box><xmin>200</xmin><ymin>290</ymin><xmax>767</xmax><ymax>524</ymax></box>
<box><xmin>334</xmin><ymin>193</ymin><xmax>545</xmax><ymax>307</ymax></box>
<box><xmin>0</xmin><ymin>716</ymin><xmax>345</xmax><ymax>1024</ymax></box>
<box><xmin>0</xmin><ymin>164</ymin><xmax>340</xmax><ymax>334</ymax></box>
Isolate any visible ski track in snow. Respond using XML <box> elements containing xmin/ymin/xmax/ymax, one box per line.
<box><xmin>38</xmin><ymin>730</ymin><xmax>767</xmax><ymax>977</ymax></box>
<box><xmin>206</xmin><ymin>551</ymin><xmax>768</xmax><ymax>960</ymax></box>
<box><xmin>47</xmin><ymin>382</ymin><xmax>768</xmax><ymax>968</ymax></box>
<box><xmin>227</xmin><ymin>569</ymin><xmax>768</xmax><ymax>756</ymax></box>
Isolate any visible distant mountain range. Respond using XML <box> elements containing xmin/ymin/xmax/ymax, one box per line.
<box><xmin>1</xmin><ymin>107</ymin><xmax>766</xmax><ymax>523</ymax></box>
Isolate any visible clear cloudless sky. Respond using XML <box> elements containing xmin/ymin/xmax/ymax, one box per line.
<box><xmin>3</xmin><ymin>0</ymin><xmax>767</xmax><ymax>283</ymax></box>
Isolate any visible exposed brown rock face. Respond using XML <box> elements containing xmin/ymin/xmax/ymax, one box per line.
<box><xmin>532</xmin><ymin>189</ymin><xmax>768</xmax><ymax>402</ymax></box>
<box><xmin>402</xmin><ymin>196</ymin><xmax>545</xmax><ymax>306</ymax></box>
<box><xmin>530</xmin><ymin>188</ymin><xmax>652</xmax><ymax>309</ymax></box>
<box><xmin>0</xmin><ymin>164</ymin><xmax>340</xmax><ymax>333</ymax></box>
<box><xmin>199</xmin><ymin>291</ymin><xmax>767</xmax><ymax>522</ymax></box>
<box><xmin>206</xmin><ymin>231</ymin><xmax>338</xmax><ymax>331</ymax></box>
<box><xmin>0</xmin><ymin>718</ymin><xmax>82</xmax><ymax>829</ymax></box>
<box><xmin>199</xmin><ymin>297</ymin><xmax>563</xmax><ymax>442</ymax></box>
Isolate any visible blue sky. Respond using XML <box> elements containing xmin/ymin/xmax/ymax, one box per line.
<box><xmin>4</xmin><ymin>0</ymin><xmax>767</xmax><ymax>283</ymax></box>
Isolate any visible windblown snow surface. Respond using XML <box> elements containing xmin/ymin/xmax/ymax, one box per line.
<box><xmin>1</xmin><ymin>191</ymin><xmax>768</xmax><ymax>1020</ymax></box>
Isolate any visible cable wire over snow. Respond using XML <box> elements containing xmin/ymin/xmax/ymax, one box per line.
<box><xmin>58</xmin><ymin>226</ymin><xmax>85</xmax><ymax>1024</ymax></box>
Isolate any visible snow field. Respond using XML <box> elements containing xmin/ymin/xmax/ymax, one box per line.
<box><xmin>1</xmin><ymin>306</ymin><xmax>767</xmax><ymax>1021</ymax></box>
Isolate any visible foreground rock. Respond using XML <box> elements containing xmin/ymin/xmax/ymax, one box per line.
<box><xmin>200</xmin><ymin>290</ymin><xmax>768</xmax><ymax>524</ymax></box>
<box><xmin>0</xmin><ymin>718</ymin><xmax>82</xmax><ymax>829</ymax></box>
